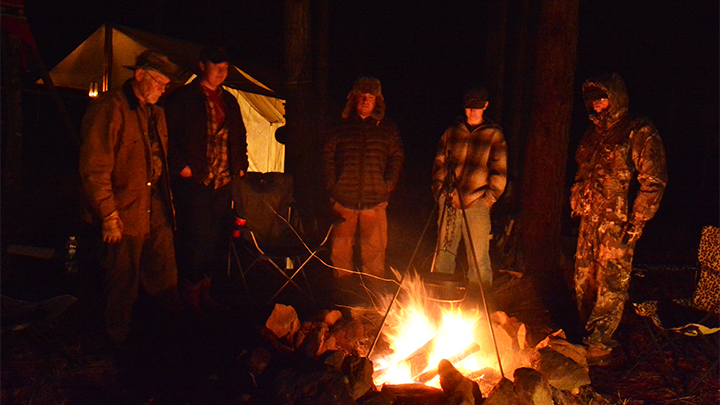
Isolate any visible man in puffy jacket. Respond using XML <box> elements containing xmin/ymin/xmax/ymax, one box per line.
<box><xmin>431</xmin><ymin>86</ymin><xmax>507</xmax><ymax>295</ymax></box>
<box><xmin>571</xmin><ymin>72</ymin><xmax>667</xmax><ymax>365</ymax></box>
<box><xmin>322</xmin><ymin>77</ymin><xmax>404</xmax><ymax>301</ymax></box>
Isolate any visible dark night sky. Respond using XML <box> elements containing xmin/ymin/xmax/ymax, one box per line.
<box><xmin>17</xmin><ymin>0</ymin><xmax>720</xmax><ymax>265</ymax></box>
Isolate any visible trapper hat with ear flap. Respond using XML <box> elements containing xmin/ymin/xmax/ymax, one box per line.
<box><xmin>342</xmin><ymin>76</ymin><xmax>386</xmax><ymax>120</ymax></box>
<box><xmin>124</xmin><ymin>50</ymin><xmax>183</xmax><ymax>82</ymax></box>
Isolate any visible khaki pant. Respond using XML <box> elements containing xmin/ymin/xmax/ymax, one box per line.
<box><xmin>330</xmin><ymin>201</ymin><xmax>388</xmax><ymax>279</ymax></box>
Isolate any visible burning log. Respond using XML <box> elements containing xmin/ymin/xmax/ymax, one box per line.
<box><xmin>414</xmin><ymin>342</ymin><xmax>481</xmax><ymax>383</ymax></box>
<box><xmin>374</xmin><ymin>322</ymin><xmax>483</xmax><ymax>384</ymax></box>
<box><xmin>395</xmin><ymin>334</ymin><xmax>436</xmax><ymax>378</ymax></box>
<box><xmin>380</xmin><ymin>383</ymin><xmax>446</xmax><ymax>404</ymax></box>
<box><xmin>371</xmin><ymin>334</ymin><xmax>436</xmax><ymax>384</ymax></box>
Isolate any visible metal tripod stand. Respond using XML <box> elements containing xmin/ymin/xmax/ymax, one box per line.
<box><xmin>368</xmin><ymin>154</ymin><xmax>505</xmax><ymax>379</ymax></box>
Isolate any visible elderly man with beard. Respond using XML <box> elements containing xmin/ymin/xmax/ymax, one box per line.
<box><xmin>79</xmin><ymin>50</ymin><xmax>183</xmax><ymax>348</ymax></box>
<box><xmin>571</xmin><ymin>72</ymin><xmax>667</xmax><ymax>365</ymax></box>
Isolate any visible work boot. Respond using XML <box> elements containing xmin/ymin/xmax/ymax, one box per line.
<box><xmin>585</xmin><ymin>344</ymin><xmax>613</xmax><ymax>366</ymax></box>
<box><xmin>182</xmin><ymin>279</ymin><xmax>203</xmax><ymax>318</ymax></box>
<box><xmin>198</xmin><ymin>277</ymin><xmax>231</xmax><ymax>315</ymax></box>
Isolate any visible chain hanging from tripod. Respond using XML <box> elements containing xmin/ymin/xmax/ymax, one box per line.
<box><xmin>440</xmin><ymin>196</ymin><xmax>457</xmax><ymax>253</ymax></box>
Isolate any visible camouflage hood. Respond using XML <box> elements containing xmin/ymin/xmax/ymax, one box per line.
<box><xmin>582</xmin><ymin>72</ymin><xmax>629</xmax><ymax>129</ymax></box>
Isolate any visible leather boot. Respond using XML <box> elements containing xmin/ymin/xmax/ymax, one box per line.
<box><xmin>198</xmin><ymin>277</ymin><xmax>231</xmax><ymax>314</ymax></box>
<box><xmin>182</xmin><ymin>279</ymin><xmax>203</xmax><ymax>318</ymax></box>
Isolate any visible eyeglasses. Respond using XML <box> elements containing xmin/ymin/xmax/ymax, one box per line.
<box><xmin>145</xmin><ymin>70</ymin><xmax>170</xmax><ymax>89</ymax></box>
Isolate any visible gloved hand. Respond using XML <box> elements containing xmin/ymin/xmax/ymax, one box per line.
<box><xmin>621</xmin><ymin>222</ymin><xmax>642</xmax><ymax>245</ymax></box>
<box><xmin>102</xmin><ymin>211</ymin><xmax>123</xmax><ymax>244</ymax></box>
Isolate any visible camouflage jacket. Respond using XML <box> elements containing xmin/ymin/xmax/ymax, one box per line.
<box><xmin>570</xmin><ymin>73</ymin><xmax>667</xmax><ymax>229</ymax></box>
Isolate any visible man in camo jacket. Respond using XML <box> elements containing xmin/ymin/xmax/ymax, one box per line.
<box><xmin>571</xmin><ymin>72</ymin><xmax>667</xmax><ymax>364</ymax></box>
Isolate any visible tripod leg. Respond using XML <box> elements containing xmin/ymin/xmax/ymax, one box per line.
<box><xmin>429</xmin><ymin>196</ymin><xmax>450</xmax><ymax>273</ymax></box>
<box><xmin>458</xmin><ymin>199</ymin><xmax>505</xmax><ymax>379</ymax></box>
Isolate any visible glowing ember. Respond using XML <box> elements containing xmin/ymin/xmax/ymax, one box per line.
<box><xmin>370</xmin><ymin>273</ymin><xmax>502</xmax><ymax>388</ymax></box>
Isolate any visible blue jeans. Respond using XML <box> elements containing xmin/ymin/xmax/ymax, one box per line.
<box><xmin>434</xmin><ymin>196</ymin><xmax>492</xmax><ymax>291</ymax></box>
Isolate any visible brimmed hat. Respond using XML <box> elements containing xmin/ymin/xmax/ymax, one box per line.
<box><xmin>199</xmin><ymin>45</ymin><xmax>229</xmax><ymax>64</ymax></box>
<box><xmin>463</xmin><ymin>87</ymin><xmax>488</xmax><ymax>109</ymax></box>
<box><xmin>124</xmin><ymin>50</ymin><xmax>183</xmax><ymax>82</ymax></box>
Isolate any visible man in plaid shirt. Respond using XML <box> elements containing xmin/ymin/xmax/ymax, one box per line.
<box><xmin>431</xmin><ymin>85</ymin><xmax>507</xmax><ymax>296</ymax></box>
<box><xmin>166</xmin><ymin>45</ymin><xmax>248</xmax><ymax>316</ymax></box>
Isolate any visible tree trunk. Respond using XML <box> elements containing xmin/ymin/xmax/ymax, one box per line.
<box><xmin>282</xmin><ymin>0</ymin><xmax>323</xmax><ymax>225</ymax></box>
<box><xmin>517</xmin><ymin>0</ymin><xmax>579</xmax><ymax>276</ymax></box>
<box><xmin>2</xmin><ymin>34</ymin><xmax>24</xmax><ymax>198</ymax></box>
<box><xmin>483</xmin><ymin>0</ymin><xmax>508</xmax><ymax>123</ymax></box>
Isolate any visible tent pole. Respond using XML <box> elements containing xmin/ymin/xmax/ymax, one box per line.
<box><xmin>30</xmin><ymin>42</ymin><xmax>81</xmax><ymax>148</ymax></box>
<box><xmin>103</xmin><ymin>24</ymin><xmax>113</xmax><ymax>92</ymax></box>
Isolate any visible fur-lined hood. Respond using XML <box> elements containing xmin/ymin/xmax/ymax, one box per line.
<box><xmin>341</xmin><ymin>77</ymin><xmax>386</xmax><ymax>121</ymax></box>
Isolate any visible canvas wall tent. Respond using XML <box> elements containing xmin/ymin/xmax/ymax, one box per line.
<box><xmin>40</xmin><ymin>23</ymin><xmax>286</xmax><ymax>173</ymax></box>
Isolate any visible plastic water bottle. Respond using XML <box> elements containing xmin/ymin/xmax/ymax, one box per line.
<box><xmin>65</xmin><ymin>236</ymin><xmax>78</xmax><ymax>275</ymax></box>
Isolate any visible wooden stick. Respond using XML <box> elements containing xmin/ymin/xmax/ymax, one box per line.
<box><xmin>414</xmin><ymin>342</ymin><xmax>481</xmax><ymax>383</ymax></box>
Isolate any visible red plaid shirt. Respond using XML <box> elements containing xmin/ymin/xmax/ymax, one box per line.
<box><xmin>202</xmin><ymin>86</ymin><xmax>230</xmax><ymax>189</ymax></box>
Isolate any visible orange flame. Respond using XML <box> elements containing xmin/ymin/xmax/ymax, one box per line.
<box><xmin>370</xmin><ymin>272</ymin><xmax>502</xmax><ymax>388</ymax></box>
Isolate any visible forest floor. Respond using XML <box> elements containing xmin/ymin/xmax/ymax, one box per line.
<box><xmin>2</xmin><ymin>251</ymin><xmax>718</xmax><ymax>405</ymax></box>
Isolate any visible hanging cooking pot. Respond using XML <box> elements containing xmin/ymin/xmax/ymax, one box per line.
<box><xmin>421</xmin><ymin>271</ymin><xmax>467</xmax><ymax>302</ymax></box>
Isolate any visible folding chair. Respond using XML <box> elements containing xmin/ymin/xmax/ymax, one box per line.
<box><xmin>228</xmin><ymin>172</ymin><xmax>331</xmax><ymax>306</ymax></box>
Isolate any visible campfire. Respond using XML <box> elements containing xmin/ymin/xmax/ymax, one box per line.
<box><xmin>261</xmin><ymin>270</ymin><xmax>597</xmax><ymax>403</ymax></box>
<box><xmin>368</xmin><ymin>272</ymin><xmax>521</xmax><ymax>392</ymax></box>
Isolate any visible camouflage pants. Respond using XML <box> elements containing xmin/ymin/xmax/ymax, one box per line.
<box><xmin>574</xmin><ymin>218</ymin><xmax>636</xmax><ymax>349</ymax></box>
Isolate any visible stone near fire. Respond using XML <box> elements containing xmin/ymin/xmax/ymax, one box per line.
<box><xmin>484</xmin><ymin>377</ymin><xmax>519</xmax><ymax>405</ymax></box>
<box><xmin>342</xmin><ymin>356</ymin><xmax>375</xmax><ymax>400</ymax></box>
<box><xmin>275</xmin><ymin>366</ymin><xmax>355</xmax><ymax>405</ymax></box>
<box><xmin>250</xmin><ymin>347</ymin><xmax>271</xmax><ymax>376</ymax></box>
<box><xmin>323</xmin><ymin>309</ymin><xmax>343</xmax><ymax>326</ymax></box>
<box><xmin>321</xmin><ymin>350</ymin><xmax>347</xmax><ymax>370</ymax></box>
<box><xmin>534</xmin><ymin>330</ymin><xmax>588</xmax><ymax>368</ymax></box>
<box><xmin>528</xmin><ymin>347</ymin><xmax>590</xmax><ymax>391</ymax></box>
<box><xmin>266</xmin><ymin>303</ymin><xmax>300</xmax><ymax>339</ymax></box>
<box><xmin>328</xmin><ymin>317</ymin><xmax>366</xmax><ymax>355</ymax></box>
<box><xmin>550</xmin><ymin>387</ymin><xmax>584</xmax><ymax>405</ymax></box>
<box><xmin>437</xmin><ymin>358</ymin><xmax>483</xmax><ymax>405</ymax></box>
<box><xmin>298</xmin><ymin>321</ymin><xmax>329</xmax><ymax>357</ymax></box>
<box><xmin>492</xmin><ymin>311</ymin><xmax>528</xmax><ymax>351</ymax></box>
<box><xmin>513</xmin><ymin>367</ymin><xmax>553</xmax><ymax>405</ymax></box>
